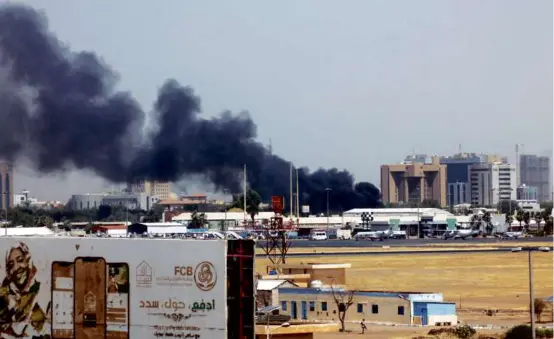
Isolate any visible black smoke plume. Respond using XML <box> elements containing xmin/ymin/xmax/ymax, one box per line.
<box><xmin>0</xmin><ymin>4</ymin><xmax>381</xmax><ymax>213</ymax></box>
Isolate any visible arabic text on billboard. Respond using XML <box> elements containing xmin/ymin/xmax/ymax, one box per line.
<box><xmin>0</xmin><ymin>238</ymin><xmax>226</xmax><ymax>339</ymax></box>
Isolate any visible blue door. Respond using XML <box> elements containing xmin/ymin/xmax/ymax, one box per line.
<box><xmin>290</xmin><ymin>301</ymin><xmax>297</xmax><ymax>319</ymax></box>
<box><xmin>301</xmin><ymin>301</ymin><xmax>308</xmax><ymax>320</ymax></box>
<box><xmin>421</xmin><ymin>308</ymin><xmax>428</xmax><ymax>325</ymax></box>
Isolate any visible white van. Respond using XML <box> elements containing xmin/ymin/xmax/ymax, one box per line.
<box><xmin>310</xmin><ymin>230</ymin><xmax>328</xmax><ymax>241</ymax></box>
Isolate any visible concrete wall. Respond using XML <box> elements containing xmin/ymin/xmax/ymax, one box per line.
<box><xmin>413</xmin><ymin>302</ymin><xmax>457</xmax><ymax>326</ymax></box>
<box><xmin>279</xmin><ymin>289</ymin><xmax>411</xmax><ymax>324</ymax></box>
<box><xmin>280</xmin><ymin>268</ymin><xmax>347</xmax><ymax>286</ymax></box>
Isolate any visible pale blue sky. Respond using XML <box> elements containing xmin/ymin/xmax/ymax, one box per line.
<box><xmin>12</xmin><ymin>0</ymin><xmax>553</xmax><ymax>200</ymax></box>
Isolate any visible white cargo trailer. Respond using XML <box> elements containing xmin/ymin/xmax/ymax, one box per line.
<box><xmin>0</xmin><ymin>237</ymin><xmax>254</xmax><ymax>339</ymax></box>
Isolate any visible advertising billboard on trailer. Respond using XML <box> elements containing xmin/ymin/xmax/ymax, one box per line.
<box><xmin>0</xmin><ymin>237</ymin><xmax>226</xmax><ymax>339</ymax></box>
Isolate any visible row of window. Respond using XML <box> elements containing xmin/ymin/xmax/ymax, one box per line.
<box><xmin>356</xmin><ymin>304</ymin><xmax>404</xmax><ymax>315</ymax></box>
<box><xmin>280</xmin><ymin>300</ymin><xmax>405</xmax><ymax>316</ymax></box>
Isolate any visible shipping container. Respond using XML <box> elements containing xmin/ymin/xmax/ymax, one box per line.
<box><xmin>0</xmin><ymin>237</ymin><xmax>255</xmax><ymax>339</ymax></box>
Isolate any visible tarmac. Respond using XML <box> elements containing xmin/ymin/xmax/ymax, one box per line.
<box><xmin>263</xmin><ymin>237</ymin><xmax>552</xmax><ymax>248</ymax></box>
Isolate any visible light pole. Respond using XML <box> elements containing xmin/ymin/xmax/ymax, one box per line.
<box><xmin>266</xmin><ymin>321</ymin><xmax>290</xmax><ymax>339</ymax></box>
<box><xmin>325</xmin><ymin>188</ymin><xmax>331</xmax><ymax>233</ymax></box>
<box><xmin>222</xmin><ymin>189</ymin><xmax>229</xmax><ymax>239</ymax></box>
<box><xmin>2</xmin><ymin>191</ymin><xmax>7</xmax><ymax>236</ymax></box>
<box><xmin>511</xmin><ymin>246</ymin><xmax>551</xmax><ymax>339</ymax></box>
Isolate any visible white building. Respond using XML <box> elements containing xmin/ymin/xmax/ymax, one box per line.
<box><xmin>469</xmin><ymin>163</ymin><xmax>516</xmax><ymax>206</ymax></box>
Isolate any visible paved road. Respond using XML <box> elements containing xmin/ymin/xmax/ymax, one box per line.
<box><xmin>257</xmin><ymin>237</ymin><xmax>551</xmax><ymax>248</ymax></box>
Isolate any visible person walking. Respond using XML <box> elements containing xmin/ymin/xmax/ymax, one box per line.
<box><xmin>360</xmin><ymin>319</ymin><xmax>367</xmax><ymax>334</ymax></box>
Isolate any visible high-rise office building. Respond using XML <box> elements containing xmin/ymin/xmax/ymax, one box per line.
<box><xmin>516</xmin><ymin>184</ymin><xmax>538</xmax><ymax>201</ymax></box>
<box><xmin>469</xmin><ymin>163</ymin><xmax>516</xmax><ymax>206</ymax></box>
<box><xmin>381</xmin><ymin>158</ymin><xmax>447</xmax><ymax>207</ymax></box>
<box><xmin>519</xmin><ymin>154</ymin><xmax>551</xmax><ymax>202</ymax></box>
<box><xmin>127</xmin><ymin>180</ymin><xmax>172</xmax><ymax>200</ymax></box>
<box><xmin>405</xmin><ymin>153</ymin><xmax>508</xmax><ymax>206</ymax></box>
<box><xmin>0</xmin><ymin>162</ymin><xmax>14</xmax><ymax>211</ymax></box>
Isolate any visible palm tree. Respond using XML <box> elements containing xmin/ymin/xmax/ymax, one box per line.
<box><xmin>534</xmin><ymin>213</ymin><xmax>543</xmax><ymax>233</ymax></box>
<box><xmin>189</xmin><ymin>211</ymin><xmax>208</xmax><ymax>229</ymax></box>
<box><xmin>522</xmin><ymin>211</ymin><xmax>531</xmax><ymax>232</ymax></box>
<box><xmin>505</xmin><ymin>214</ymin><xmax>514</xmax><ymax>232</ymax></box>
<box><xmin>515</xmin><ymin>210</ymin><xmax>524</xmax><ymax>229</ymax></box>
<box><xmin>482</xmin><ymin>211</ymin><xmax>493</xmax><ymax>235</ymax></box>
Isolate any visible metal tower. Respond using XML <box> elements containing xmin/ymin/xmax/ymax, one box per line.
<box><xmin>259</xmin><ymin>196</ymin><xmax>297</xmax><ymax>273</ymax></box>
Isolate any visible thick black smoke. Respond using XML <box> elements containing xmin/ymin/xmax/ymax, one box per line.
<box><xmin>0</xmin><ymin>4</ymin><xmax>381</xmax><ymax>213</ymax></box>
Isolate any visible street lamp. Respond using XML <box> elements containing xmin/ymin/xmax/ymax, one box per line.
<box><xmin>222</xmin><ymin>189</ymin><xmax>229</xmax><ymax>239</ymax></box>
<box><xmin>266</xmin><ymin>321</ymin><xmax>290</xmax><ymax>339</ymax></box>
<box><xmin>511</xmin><ymin>246</ymin><xmax>551</xmax><ymax>339</ymax></box>
<box><xmin>325</xmin><ymin>188</ymin><xmax>331</xmax><ymax>233</ymax></box>
<box><xmin>2</xmin><ymin>191</ymin><xmax>7</xmax><ymax>236</ymax></box>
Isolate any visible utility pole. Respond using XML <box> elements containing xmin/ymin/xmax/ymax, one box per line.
<box><xmin>296</xmin><ymin>168</ymin><xmax>300</xmax><ymax>218</ymax></box>
<box><xmin>325</xmin><ymin>188</ymin><xmax>332</xmax><ymax>233</ymax></box>
<box><xmin>243</xmin><ymin>164</ymin><xmax>247</xmax><ymax>225</ymax></box>
<box><xmin>3</xmin><ymin>192</ymin><xmax>6</xmax><ymax>236</ymax></box>
<box><xmin>511</xmin><ymin>246</ymin><xmax>551</xmax><ymax>339</ymax></box>
<box><xmin>289</xmin><ymin>164</ymin><xmax>293</xmax><ymax>217</ymax></box>
<box><xmin>529</xmin><ymin>250</ymin><xmax>535</xmax><ymax>339</ymax></box>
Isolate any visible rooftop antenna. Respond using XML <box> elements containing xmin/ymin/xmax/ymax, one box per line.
<box><xmin>289</xmin><ymin>164</ymin><xmax>293</xmax><ymax>217</ymax></box>
<box><xmin>243</xmin><ymin>164</ymin><xmax>247</xmax><ymax>224</ymax></box>
<box><xmin>268</xmin><ymin>138</ymin><xmax>273</xmax><ymax>156</ymax></box>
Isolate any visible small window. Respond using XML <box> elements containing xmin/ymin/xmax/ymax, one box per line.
<box><xmin>309</xmin><ymin>301</ymin><xmax>315</xmax><ymax>311</ymax></box>
<box><xmin>281</xmin><ymin>301</ymin><xmax>287</xmax><ymax>311</ymax></box>
<box><xmin>372</xmin><ymin>304</ymin><xmax>379</xmax><ymax>314</ymax></box>
<box><xmin>357</xmin><ymin>304</ymin><xmax>364</xmax><ymax>313</ymax></box>
<box><xmin>321</xmin><ymin>302</ymin><xmax>328</xmax><ymax>311</ymax></box>
<box><xmin>398</xmin><ymin>306</ymin><xmax>405</xmax><ymax>315</ymax></box>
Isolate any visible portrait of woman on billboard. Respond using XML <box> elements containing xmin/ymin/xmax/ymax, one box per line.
<box><xmin>0</xmin><ymin>242</ymin><xmax>50</xmax><ymax>337</ymax></box>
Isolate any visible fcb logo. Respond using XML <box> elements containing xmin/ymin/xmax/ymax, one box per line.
<box><xmin>194</xmin><ymin>261</ymin><xmax>217</xmax><ymax>291</ymax></box>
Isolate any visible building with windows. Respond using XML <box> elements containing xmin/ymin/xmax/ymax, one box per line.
<box><xmin>517</xmin><ymin>184</ymin><xmax>538</xmax><ymax>201</ymax></box>
<box><xmin>66</xmin><ymin>193</ymin><xmax>159</xmax><ymax>211</ymax></box>
<box><xmin>380</xmin><ymin>159</ymin><xmax>447</xmax><ymax>207</ymax></box>
<box><xmin>278</xmin><ymin>288</ymin><xmax>456</xmax><ymax>326</ymax></box>
<box><xmin>126</xmin><ymin>180</ymin><xmax>172</xmax><ymax>200</ymax></box>
<box><xmin>0</xmin><ymin>162</ymin><xmax>14</xmax><ymax>211</ymax></box>
<box><xmin>469</xmin><ymin>163</ymin><xmax>516</xmax><ymax>206</ymax></box>
<box><xmin>519</xmin><ymin>154</ymin><xmax>551</xmax><ymax>202</ymax></box>
<box><xmin>404</xmin><ymin>153</ymin><xmax>508</xmax><ymax>206</ymax></box>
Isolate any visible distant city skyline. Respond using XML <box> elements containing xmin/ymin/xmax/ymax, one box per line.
<box><xmin>5</xmin><ymin>0</ymin><xmax>552</xmax><ymax>201</ymax></box>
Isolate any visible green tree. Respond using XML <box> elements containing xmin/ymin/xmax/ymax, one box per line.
<box><xmin>142</xmin><ymin>204</ymin><xmax>165</xmax><ymax>222</ymax></box>
<box><xmin>534</xmin><ymin>213</ymin><xmax>543</xmax><ymax>233</ymax></box>
<box><xmin>544</xmin><ymin>217</ymin><xmax>553</xmax><ymax>235</ymax></box>
<box><xmin>189</xmin><ymin>211</ymin><xmax>208</xmax><ymax>229</ymax></box>
<box><xmin>540</xmin><ymin>201</ymin><xmax>553</xmax><ymax>216</ymax></box>
<box><xmin>534</xmin><ymin>298</ymin><xmax>547</xmax><ymax>323</ymax></box>
<box><xmin>515</xmin><ymin>210</ymin><xmax>524</xmax><ymax>228</ymax></box>
<box><xmin>482</xmin><ymin>211</ymin><xmax>493</xmax><ymax>235</ymax></box>
<box><xmin>522</xmin><ymin>211</ymin><xmax>531</xmax><ymax>231</ymax></box>
<box><xmin>497</xmin><ymin>200</ymin><xmax>519</xmax><ymax>214</ymax></box>
<box><xmin>34</xmin><ymin>215</ymin><xmax>54</xmax><ymax>227</ymax></box>
<box><xmin>228</xmin><ymin>189</ymin><xmax>262</xmax><ymax>222</ymax></box>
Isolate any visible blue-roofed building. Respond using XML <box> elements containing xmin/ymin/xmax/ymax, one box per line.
<box><xmin>277</xmin><ymin>287</ymin><xmax>457</xmax><ymax>326</ymax></box>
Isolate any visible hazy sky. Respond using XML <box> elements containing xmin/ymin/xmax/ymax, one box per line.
<box><xmin>11</xmin><ymin>0</ymin><xmax>553</xmax><ymax>200</ymax></box>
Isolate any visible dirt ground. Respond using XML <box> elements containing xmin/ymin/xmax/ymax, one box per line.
<box><xmin>256</xmin><ymin>240</ymin><xmax>554</xmax><ymax>254</ymax></box>
<box><xmin>256</xmin><ymin>250</ymin><xmax>554</xmax><ymax>326</ymax></box>
<box><xmin>314</xmin><ymin>325</ymin><xmax>505</xmax><ymax>339</ymax></box>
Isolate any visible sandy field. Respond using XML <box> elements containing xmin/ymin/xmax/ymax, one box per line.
<box><xmin>254</xmin><ymin>240</ymin><xmax>554</xmax><ymax>255</ymax></box>
<box><xmin>256</xmin><ymin>250</ymin><xmax>554</xmax><ymax>326</ymax></box>
<box><xmin>315</xmin><ymin>326</ymin><xmax>505</xmax><ymax>339</ymax></box>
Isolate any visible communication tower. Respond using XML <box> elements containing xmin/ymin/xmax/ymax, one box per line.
<box><xmin>258</xmin><ymin>196</ymin><xmax>297</xmax><ymax>272</ymax></box>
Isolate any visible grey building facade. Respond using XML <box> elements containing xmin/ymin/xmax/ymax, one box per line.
<box><xmin>519</xmin><ymin>154</ymin><xmax>551</xmax><ymax>202</ymax></box>
<box><xmin>0</xmin><ymin>162</ymin><xmax>14</xmax><ymax>211</ymax></box>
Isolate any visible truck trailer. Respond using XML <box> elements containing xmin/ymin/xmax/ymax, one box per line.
<box><xmin>0</xmin><ymin>237</ymin><xmax>255</xmax><ymax>339</ymax></box>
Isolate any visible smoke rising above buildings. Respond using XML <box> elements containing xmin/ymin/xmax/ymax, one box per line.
<box><xmin>0</xmin><ymin>4</ymin><xmax>381</xmax><ymax>212</ymax></box>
